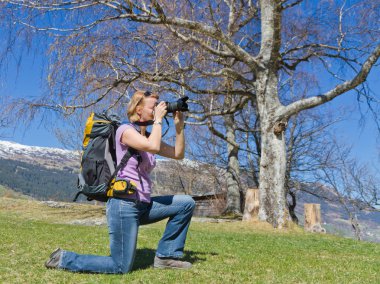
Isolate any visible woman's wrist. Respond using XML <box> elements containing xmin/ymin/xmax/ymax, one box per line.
<box><xmin>153</xmin><ymin>120</ymin><xmax>162</xmax><ymax>125</ymax></box>
<box><xmin>175</xmin><ymin>125</ymin><xmax>184</xmax><ymax>132</ymax></box>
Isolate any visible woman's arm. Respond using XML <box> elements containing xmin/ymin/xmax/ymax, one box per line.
<box><xmin>158</xmin><ymin>111</ymin><xmax>185</xmax><ymax>160</ymax></box>
<box><xmin>121</xmin><ymin>102</ymin><xmax>167</xmax><ymax>154</ymax></box>
<box><xmin>121</xmin><ymin>126</ymin><xmax>162</xmax><ymax>153</ymax></box>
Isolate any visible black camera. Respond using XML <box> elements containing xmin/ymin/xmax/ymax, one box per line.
<box><xmin>165</xmin><ymin>96</ymin><xmax>189</xmax><ymax>113</ymax></box>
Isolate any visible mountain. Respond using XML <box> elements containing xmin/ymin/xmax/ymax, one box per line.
<box><xmin>0</xmin><ymin>140</ymin><xmax>226</xmax><ymax>200</ymax></box>
<box><xmin>0</xmin><ymin>140</ymin><xmax>79</xmax><ymax>171</ymax></box>
<box><xmin>0</xmin><ymin>140</ymin><xmax>379</xmax><ymax>242</ymax></box>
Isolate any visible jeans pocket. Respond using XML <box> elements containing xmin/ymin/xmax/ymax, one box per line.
<box><xmin>120</xmin><ymin>198</ymin><xmax>138</xmax><ymax>208</ymax></box>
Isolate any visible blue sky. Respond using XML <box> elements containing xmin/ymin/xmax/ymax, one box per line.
<box><xmin>0</xmin><ymin>35</ymin><xmax>379</xmax><ymax>170</ymax></box>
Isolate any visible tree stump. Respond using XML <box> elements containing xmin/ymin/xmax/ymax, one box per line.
<box><xmin>242</xmin><ymin>188</ymin><xmax>259</xmax><ymax>221</ymax></box>
<box><xmin>304</xmin><ymin>203</ymin><xmax>326</xmax><ymax>233</ymax></box>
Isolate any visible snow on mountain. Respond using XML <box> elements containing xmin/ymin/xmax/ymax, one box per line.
<box><xmin>0</xmin><ymin>141</ymin><xmax>78</xmax><ymax>158</ymax></box>
<box><xmin>0</xmin><ymin>140</ymin><xmax>80</xmax><ymax>170</ymax></box>
<box><xmin>0</xmin><ymin>140</ymin><xmax>210</xmax><ymax>173</ymax></box>
<box><xmin>156</xmin><ymin>157</ymin><xmax>217</xmax><ymax>170</ymax></box>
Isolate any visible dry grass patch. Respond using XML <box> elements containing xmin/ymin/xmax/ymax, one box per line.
<box><xmin>0</xmin><ymin>197</ymin><xmax>105</xmax><ymax>223</ymax></box>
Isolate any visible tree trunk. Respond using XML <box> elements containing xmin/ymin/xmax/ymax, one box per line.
<box><xmin>255</xmin><ymin>1</ymin><xmax>289</xmax><ymax>228</ymax></box>
<box><xmin>304</xmin><ymin>203</ymin><xmax>321</xmax><ymax>231</ymax></box>
<box><xmin>285</xmin><ymin>116</ymin><xmax>299</xmax><ymax>224</ymax></box>
<box><xmin>223</xmin><ymin>113</ymin><xmax>243</xmax><ymax>215</ymax></box>
<box><xmin>287</xmin><ymin>189</ymin><xmax>299</xmax><ymax>224</ymax></box>
<box><xmin>304</xmin><ymin>203</ymin><xmax>326</xmax><ymax>233</ymax></box>
<box><xmin>256</xmin><ymin>72</ymin><xmax>289</xmax><ymax>228</ymax></box>
<box><xmin>350</xmin><ymin>213</ymin><xmax>362</xmax><ymax>241</ymax></box>
<box><xmin>243</xmin><ymin>188</ymin><xmax>259</xmax><ymax>221</ymax></box>
<box><xmin>258</xmin><ymin>124</ymin><xmax>288</xmax><ymax>227</ymax></box>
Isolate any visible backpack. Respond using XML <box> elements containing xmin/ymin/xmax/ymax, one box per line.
<box><xmin>73</xmin><ymin>111</ymin><xmax>140</xmax><ymax>202</ymax></box>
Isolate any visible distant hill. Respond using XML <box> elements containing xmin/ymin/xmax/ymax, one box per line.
<box><xmin>0</xmin><ymin>140</ymin><xmax>227</xmax><ymax>201</ymax></box>
<box><xmin>0</xmin><ymin>140</ymin><xmax>379</xmax><ymax>243</ymax></box>
<box><xmin>0</xmin><ymin>158</ymin><xmax>78</xmax><ymax>201</ymax></box>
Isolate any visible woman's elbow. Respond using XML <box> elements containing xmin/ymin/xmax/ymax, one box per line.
<box><xmin>146</xmin><ymin>144</ymin><xmax>160</xmax><ymax>154</ymax></box>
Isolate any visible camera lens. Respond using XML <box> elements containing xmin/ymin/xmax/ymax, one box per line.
<box><xmin>163</xmin><ymin>97</ymin><xmax>189</xmax><ymax>114</ymax></box>
<box><xmin>166</xmin><ymin>101</ymin><xmax>179</xmax><ymax>113</ymax></box>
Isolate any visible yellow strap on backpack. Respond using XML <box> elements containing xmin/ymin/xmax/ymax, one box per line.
<box><xmin>82</xmin><ymin>112</ymin><xmax>95</xmax><ymax>148</ymax></box>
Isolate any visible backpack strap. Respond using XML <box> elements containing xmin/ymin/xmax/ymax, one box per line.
<box><xmin>73</xmin><ymin>148</ymin><xmax>140</xmax><ymax>202</ymax></box>
<box><xmin>73</xmin><ymin>180</ymin><xmax>85</xmax><ymax>202</ymax></box>
<box><xmin>107</xmin><ymin>147</ymin><xmax>140</xmax><ymax>188</ymax></box>
<box><xmin>135</xmin><ymin>152</ymin><xmax>143</xmax><ymax>191</ymax></box>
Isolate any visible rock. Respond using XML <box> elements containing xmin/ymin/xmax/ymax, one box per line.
<box><xmin>192</xmin><ymin>217</ymin><xmax>236</xmax><ymax>223</ymax></box>
<box><xmin>41</xmin><ymin>201</ymin><xmax>71</xmax><ymax>208</ymax></box>
<box><xmin>68</xmin><ymin>218</ymin><xmax>107</xmax><ymax>226</ymax></box>
<box><xmin>308</xmin><ymin>224</ymin><xmax>327</xmax><ymax>234</ymax></box>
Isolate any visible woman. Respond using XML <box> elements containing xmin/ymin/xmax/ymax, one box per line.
<box><xmin>45</xmin><ymin>90</ymin><xmax>195</xmax><ymax>273</ymax></box>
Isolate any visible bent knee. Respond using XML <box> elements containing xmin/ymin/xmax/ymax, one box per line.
<box><xmin>118</xmin><ymin>265</ymin><xmax>132</xmax><ymax>274</ymax></box>
<box><xmin>181</xmin><ymin>195</ymin><xmax>196</xmax><ymax>211</ymax></box>
<box><xmin>117</xmin><ymin>261</ymin><xmax>134</xmax><ymax>274</ymax></box>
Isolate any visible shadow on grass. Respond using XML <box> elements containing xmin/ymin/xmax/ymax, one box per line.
<box><xmin>133</xmin><ymin>248</ymin><xmax>215</xmax><ymax>270</ymax></box>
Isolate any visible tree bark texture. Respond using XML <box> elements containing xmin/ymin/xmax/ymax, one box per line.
<box><xmin>224</xmin><ymin>112</ymin><xmax>243</xmax><ymax>215</ymax></box>
<box><xmin>255</xmin><ymin>0</ymin><xmax>290</xmax><ymax>228</ymax></box>
<box><xmin>256</xmin><ymin>71</ymin><xmax>289</xmax><ymax>228</ymax></box>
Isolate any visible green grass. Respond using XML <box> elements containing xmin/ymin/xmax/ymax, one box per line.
<box><xmin>1</xmin><ymin>198</ymin><xmax>380</xmax><ymax>284</ymax></box>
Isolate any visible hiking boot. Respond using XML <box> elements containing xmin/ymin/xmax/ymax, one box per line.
<box><xmin>45</xmin><ymin>248</ymin><xmax>62</xmax><ymax>269</ymax></box>
<box><xmin>153</xmin><ymin>256</ymin><xmax>192</xmax><ymax>269</ymax></box>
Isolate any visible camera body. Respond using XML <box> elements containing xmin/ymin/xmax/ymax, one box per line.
<box><xmin>165</xmin><ymin>96</ymin><xmax>189</xmax><ymax>113</ymax></box>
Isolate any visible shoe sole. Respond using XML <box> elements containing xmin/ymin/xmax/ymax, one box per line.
<box><xmin>45</xmin><ymin>248</ymin><xmax>62</xmax><ymax>269</ymax></box>
<box><xmin>153</xmin><ymin>264</ymin><xmax>192</xmax><ymax>270</ymax></box>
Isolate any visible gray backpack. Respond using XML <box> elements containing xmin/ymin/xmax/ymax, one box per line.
<box><xmin>74</xmin><ymin>111</ymin><xmax>139</xmax><ymax>202</ymax></box>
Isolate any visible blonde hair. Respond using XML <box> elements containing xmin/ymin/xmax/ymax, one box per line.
<box><xmin>127</xmin><ymin>90</ymin><xmax>159</xmax><ymax>122</ymax></box>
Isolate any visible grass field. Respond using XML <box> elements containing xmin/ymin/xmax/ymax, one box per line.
<box><xmin>1</xmin><ymin>197</ymin><xmax>379</xmax><ymax>284</ymax></box>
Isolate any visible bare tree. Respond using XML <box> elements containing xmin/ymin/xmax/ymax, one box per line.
<box><xmin>1</xmin><ymin>1</ymin><xmax>379</xmax><ymax>227</ymax></box>
<box><xmin>186</xmin><ymin>93</ymin><xmax>261</xmax><ymax>215</ymax></box>
<box><xmin>0</xmin><ymin>98</ymin><xmax>8</xmax><ymax>130</ymax></box>
<box><xmin>184</xmin><ymin>96</ymin><xmax>240</xmax><ymax>214</ymax></box>
<box><xmin>311</xmin><ymin>141</ymin><xmax>380</xmax><ymax>241</ymax></box>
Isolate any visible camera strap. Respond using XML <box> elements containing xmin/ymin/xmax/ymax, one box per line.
<box><xmin>133</xmin><ymin>117</ymin><xmax>170</xmax><ymax>137</ymax></box>
<box><xmin>133</xmin><ymin>120</ymin><xmax>154</xmax><ymax>126</ymax></box>
<box><xmin>162</xmin><ymin>116</ymin><xmax>169</xmax><ymax>137</ymax></box>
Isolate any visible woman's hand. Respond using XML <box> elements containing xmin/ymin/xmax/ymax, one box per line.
<box><xmin>174</xmin><ymin>111</ymin><xmax>184</xmax><ymax>131</ymax></box>
<box><xmin>154</xmin><ymin>101</ymin><xmax>167</xmax><ymax>122</ymax></box>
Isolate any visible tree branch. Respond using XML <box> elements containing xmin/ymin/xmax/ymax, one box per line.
<box><xmin>281</xmin><ymin>0</ymin><xmax>303</xmax><ymax>10</ymax></box>
<box><xmin>187</xmin><ymin>95</ymin><xmax>250</xmax><ymax>122</ymax></box>
<box><xmin>277</xmin><ymin>44</ymin><xmax>380</xmax><ymax>120</ymax></box>
<box><xmin>206</xmin><ymin>117</ymin><xmax>240</xmax><ymax>148</ymax></box>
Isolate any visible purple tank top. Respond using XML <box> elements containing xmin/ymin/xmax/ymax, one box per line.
<box><xmin>115</xmin><ymin>124</ymin><xmax>156</xmax><ymax>203</ymax></box>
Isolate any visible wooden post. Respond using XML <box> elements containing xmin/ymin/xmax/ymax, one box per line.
<box><xmin>242</xmin><ymin>188</ymin><xmax>259</xmax><ymax>221</ymax></box>
<box><xmin>304</xmin><ymin>203</ymin><xmax>326</xmax><ymax>233</ymax></box>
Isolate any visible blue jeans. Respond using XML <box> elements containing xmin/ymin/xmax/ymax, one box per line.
<box><xmin>58</xmin><ymin>195</ymin><xmax>195</xmax><ymax>274</ymax></box>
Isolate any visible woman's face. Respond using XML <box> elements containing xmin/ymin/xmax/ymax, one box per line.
<box><xmin>138</xmin><ymin>96</ymin><xmax>158</xmax><ymax>122</ymax></box>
